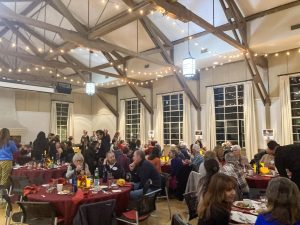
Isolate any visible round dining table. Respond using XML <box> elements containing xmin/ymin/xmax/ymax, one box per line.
<box><xmin>27</xmin><ymin>184</ymin><xmax>132</xmax><ymax>225</ymax></box>
<box><xmin>246</xmin><ymin>175</ymin><xmax>273</xmax><ymax>189</ymax></box>
<box><xmin>12</xmin><ymin>165</ymin><xmax>68</xmax><ymax>184</ymax></box>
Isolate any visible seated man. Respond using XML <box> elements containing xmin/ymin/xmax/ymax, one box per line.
<box><xmin>220</xmin><ymin>152</ymin><xmax>249</xmax><ymax>198</ymax></box>
<box><xmin>99</xmin><ymin>151</ymin><xmax>124</xmax><ymax>179</ymax></box>
<box><xmin>129</xmin><ymin>150</ymin><xmax>161</xmax><ymax>200</ymax></box>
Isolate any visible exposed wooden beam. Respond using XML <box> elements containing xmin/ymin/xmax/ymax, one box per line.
<box><xmin>89</xmin><ymin>1</ymin><xmax>152</xmax><ymax>39</ymax></box>
<box><xmin>0</xmin><ymin>3</ymin><xmax>171</xmax><ymax>66</ymax></box>
<box><xmin>0</xmin><ymin>0</ymin><xmax>41</xmax><ymax>37</ymax></box>
<box><xmin>245</xmin><ymin>0</ymin><xmax>300</xmax><ymax>21</ymax></box>
<box><xmin>3</xmin><ymin>20</ymin><xmax>42</xmax><ymax>56</ymax></box>
<box><xmin>96</xmin><ymin>91</ymin><xmax>119</xmax><ymax>117</ymax></box>
<box><xmin>48</xmin><ymin>0</ymin><xmax>88</xmax><ymax>34</ymax></box>
<box><xmin>44</xmin><ymin>42</ymin><xmax>77</xmax><ymax>60</ymax></box>
<box><xmin>102</xmin><ymin>51</ymin><xmax>154</xmax><ymax>114</ymax></box>
<box><xmin>147</xmin><ymin>0</ymin><xmax>246</xmax><ymax>51</ymax></box>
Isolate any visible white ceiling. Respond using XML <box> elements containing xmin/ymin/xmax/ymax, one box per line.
<box><xmin>0</xmin><ymin>0</ymin><xmax>300</xmax><ymax>88</ymax></box>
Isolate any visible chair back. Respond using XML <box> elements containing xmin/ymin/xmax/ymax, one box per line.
<box><xmin>10</xmin><ymin>176</ymin><xmax>30</xmax><ymax>195</ymax></box>
<box><xmin>17</xmin><ymin>201</ymin><xmax>56</xmax><ymax>225</ymax></box>
<box><xmin>76</xmin><ymin>199</ymin><xmax>116</xmax><ymax>225</ymax></box>
<box><xmin>171</xmin><ymin>214</ymin><xmax>189</xmax><ymax>225</ymax></box>
<box><xmin>137</xmin><ymin>189</ymin><xmax>161</xmax><ymax>216</ymax></box>
<box><xmin>183</xmin><ymin>191</ymin><xmax>198</xmax><ymax>220</ymax></box>
<box><xmin>0</xmin><ymin>187</ymin><xmax>12</xmax><ymax>217</ymax></box>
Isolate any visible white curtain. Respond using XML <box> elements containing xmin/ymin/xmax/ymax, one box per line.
<box><xmin>119</xmin><ymin>100</ymin><xmax>126</xmax><ymax>140</ymax></box>
<box><xmin>244</xmin><ymin>81</ymin><xmax>258</xmax><ymax>160</ymax></box>
<box><xmin>155</xmin><ymin>95</ymin><xmax>164</xmax><ymax>145</ymax></box>
<box><xmin>67</xmin><ymin>103</ymin><xmax>74</xmax><ymax>138</ymax></box>
<box><xmin>279</xmin><ymin>76</ymin><xmax>293</xmax><ymax>145</ymax></box>
<box><xmin>205</xmin><ymin>87</ymin><xmax>216</xmax><ymax>151</ymax></box>
<box><xmin>183</xmin><ymin>93</ymin><xmax>191</xmax><ymax>145</ymax></box>
<box><xmin>140</xmin><ymin>104</ymin><xmax>146</xmax><ymax>145</ymax></box>
<box><xmin>50</xmin><ymin>101</ymin><xmax>57</xmax><ymax>135</ymax></box>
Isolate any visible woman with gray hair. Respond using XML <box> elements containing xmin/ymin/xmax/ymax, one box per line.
<box><xmin>66</xmin><ymin>153</ymin><xmax>91</xmax><ymax>179</ymax></box>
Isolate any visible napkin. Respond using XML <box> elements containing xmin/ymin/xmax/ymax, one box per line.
<box><xmin>72</xmin><ymin>189</ymin><xmax>84</xmax><ymax>204</ymax></box>
<box><xmin>23</xmin><ymin>185</ymin><xmax>40</xmax><ymax>196</ymax></box>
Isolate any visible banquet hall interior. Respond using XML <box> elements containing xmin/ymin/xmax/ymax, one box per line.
<box><xmin>1</xmin><ymin>0</ymin><xmax>300</xmax><ymax>225</ymax></box>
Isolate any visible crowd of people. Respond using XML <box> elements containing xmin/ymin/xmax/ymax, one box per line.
<box><xmin>1</xmin><ymin>126</ymin><xmax>300</xmax><ymax>225</ymax></box>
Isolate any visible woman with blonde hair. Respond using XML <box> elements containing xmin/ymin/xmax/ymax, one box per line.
<box><xmin>198</xmin><ymin>173</ymin><xmax>237</xmax><ymax>225</ymax></box>
<box><xmin>255</xmin><ymin>177</ymin><xmax>300</xmax><ymax>225</ymax></box>
<box><xmin>0</xmin><ymin>128</ymin><xmax>17</xmax><ymax>187</ymax></box>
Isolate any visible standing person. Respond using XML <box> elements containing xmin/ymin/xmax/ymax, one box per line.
<box><xmin>32</xmin><ymin>131</ymin><xmax>49</xmax><ymax>160</ymax></box>
<box><xmin>255</xmin><ymin>177</ymin><xmax>300</xmax><ymax>225</ymax></box>
<box><xmin>90</xmin><ymin>131</ymin><xmax>98</xmax><ymax>143</ymax></box>
<box><xmin>198</xmin><ymin>173</ymin><xmax>237</xmax><ymax>225</ymax></box>
<box><xmin>80</xmin><ymin>130</ymin><xmax>89</xmax><ymax>155</ymax></box>
<box><xmin>267</xmin><ymin>140</ymin><xmax>300</xmax><ymax>189</ymax></box>
<box><xmin>96</xmin><ymin>130</ymin><xmax>110</xmax><ymax>159</ymax></box>
<box><xmin>112</xmin><ymin>131</ymin><xmax>120</xmax><ymax>143</ymax></box>
<box><xmin>49</xmin><ymin>135</ymin><xmax>59</xmax><ymax>161</ymax></box>
<box><xmin>147</xmin><ymin>145</ymin><xmax>161</xmax><ymax>173</ymax></box>
<box><xmin>0</xmin><ymin>128</ymin><xmax>17</xmax><ymax>187</ymax></box>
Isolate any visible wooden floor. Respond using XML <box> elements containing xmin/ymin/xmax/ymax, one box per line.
<box><xmin>0</xmin><ymin>198</ymin><xmax>198</xmax><ymax>225</ymax></box>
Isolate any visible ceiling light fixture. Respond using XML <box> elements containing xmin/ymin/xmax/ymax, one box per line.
<box><xmin>182</xmin><ymin>22</ymin><xmax>196</xmax><ymax>78</ymax></box>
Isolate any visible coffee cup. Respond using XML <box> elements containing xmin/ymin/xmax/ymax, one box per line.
<box><xmin>57</xmin><ymin>184</ymin><xmax>63</xmax><ymax>192</ymax></box>
<box><xmin>248</xmin><ymin>170</ymin><xmax>254</xmax><ymax>176</ymax></box>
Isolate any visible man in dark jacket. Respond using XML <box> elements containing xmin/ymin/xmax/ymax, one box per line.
<box><xmin>129</xmin><ymin>150</ymin><xmax>161</xmax><ymax>200</ymax></box>
<box><xmin>267</xmin><ymin>140</ymin><xmax>300</xmax><ymax>189</ymax></box>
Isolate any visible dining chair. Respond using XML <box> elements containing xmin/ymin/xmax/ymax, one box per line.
<box><xmin>9</xmin><ymin>176</ymin><xmax>31</xmax><ymax>201</ymax></box>
<box><xmin>171</xmin><ymin>214</ymin><xmax>190</xmax><ymax>225</ymax></box>
<box><xmin>183</xmin><ymin>191</ymin><xmax>198</xmax><ymax>221</ymax></box>
<box><xmin>16</xmin><ymin>201</ymin><xmax>58</xmax><ymax>225</ymax></box>
<box><xmin>116</xmin><ymin>188</ymin><xmax>161</xmax><ymax>225</ymax></box>
<box><xmin>157</xmin><ymin>173</ymin><xmax>172</xmax><ymax>219</ymax></box>
<box><xmin>73</xmin><ymin>199</ymin><xmax>116</xmax><ymax>225</ymax></box>
<box><xmin>0</xmin><ymin>187</ymin><xmax>23</xmax><ymax>225</ymax></box>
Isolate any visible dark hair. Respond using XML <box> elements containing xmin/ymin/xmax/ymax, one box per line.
<box><xmin>198</xmin><ymin>173</ymin><xmax>236</xmax><ymax>218</ymax></box>
<box><xmin>195</xmin><ymin>140</ymin><xmax>203</xmax><ymax>148</ymax></box>
<box><xmin>263</xmin><ymin>177</ymin><xmax>300</xmax><ymax>225</ymax></box>
<box><xmin>0</xmin><ymin>128</ymin><xmax>10</xmax><ymax>147</ymax></box>
<box><xmin>197</xmin><ymin>159</ymin><xmax>220</xmax><ymax>198</ymax></box>
<box><xmin>96</xmin><ymin>130</ymin><xmax>104</xmax><ymax>135</ymax></box>
<box><xmin>123</xmin><ymin>146</ymin><xmax>130</xmax><ymax>154</ymax></box>
<box><xmin>267</xmin><ymin>140</ymin><xmax>279</xmax><ymax>150</ymax></box>
<box><xmin>135</xmin><ymin>139</ymin><xmax>141</xmax><ymax>147</ymax></box>
<box><xmin>148</xmin><ymin>146</ymin><xmax>161</xmax><ymax>160</ymax></box>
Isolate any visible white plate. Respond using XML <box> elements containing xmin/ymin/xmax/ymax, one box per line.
<box><xmin>99</xmin><ymin>185</ymin><xmax>108</xmax><ymax>189</ymax></box>
<box><xmin>42</xmin><ymin>184</ymin><xmax>50</xmax><ymax>188</ymax></box>
<box><xmin>249</xmin><ymin>210</ymin><xmax>259</xmax><ymax>216</ymax></box>
<box><xmin>112</xmin><ymin>190</ymin><xmax>121</xmax><ymax>193</ymax></box>
<box><xmin>231</xmin><ymin>211</ymin><xmax>257</xmax><ymax>224</ymax></box>
<box><xmin>233</xmin><ymin>201</ymin><xmax>255</xmax><ymax>209</ymax></box>
<box><xmin>57</xmin><ymin>190</ymin><xmax>70</xmax><ymax>195</ymax></box>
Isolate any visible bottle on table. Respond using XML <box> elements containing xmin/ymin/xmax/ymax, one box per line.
<box><xmin>256</xmin><ymin>160</ymin><xmax>260</xmax><ymax>175</ymax></box>
<box><xmin>72</xmin><ymin>173</ymin><xmax>78</xmax><ymax>193</ymax></box>
<box><xmin>102</xmin><ymin>166</ymin><xmax>108</xmax><ymax>183</ymax></box>
<box><xmin>94</xmin><ymin>168</ymin><xmax>99</xmax><ymax>186</ymax></box>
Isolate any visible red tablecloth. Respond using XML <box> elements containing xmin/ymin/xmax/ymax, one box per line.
<box><xmin>246</xmin><ymin>175</ymin><xmax>273</xmax><ymax>189</ymax></box>
<box><xmin>27</xmin><ymin>184</ymin><xmax>132</xmax><ymax>225</ymax></box>
<box><xmin>11</xmin><ymin>166</ymin><xmax>68</xmax><ymax>184</ymax></box>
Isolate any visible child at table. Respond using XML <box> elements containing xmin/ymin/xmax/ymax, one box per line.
<box><xmin>254</xmin><ymin>177</ymin><xmax>300</xmax><ymax>225</ymax></box>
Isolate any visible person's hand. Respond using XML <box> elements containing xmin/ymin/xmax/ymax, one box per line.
<box><xmin>76</xmin><ymin>164</ymin><xmax>82</xmax><ymax>171</ymax></box>
<box><xmin>129</xmin><ymin>162</ymin><xmax>135</xmax><ymax>171</ymax></box>
<box><xmin>103</xmin><ymin>158</ymin><xmax>107</xmax><ymax>165</ymax></box>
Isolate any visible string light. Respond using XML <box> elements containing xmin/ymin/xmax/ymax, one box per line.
<box><xmin>275</xmin><ymin>53</ymin><xmax>279</xmax><ymax>57</ymax></box>
<box><xmin>128</xmin><ymin>8</ymin><xmax>132</xmax><ymax>13</ymax></box>
<box><xmin>286</xmin><ymin>52</ymin><xmax>290</xmax><ymax>56</ymax></box>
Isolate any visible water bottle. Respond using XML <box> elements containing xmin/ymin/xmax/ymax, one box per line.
<box><xmin>72</xmin><ymin>174</ymin><xmax>77</xmax><ymax>193</ymax></box>
<box><xmin>102</xmin><ymin>166</ymin><xmax>108</xmax><ymax>183</ymax></box>
<box><xmin>94</xmin><ymin>168</ymin><xmax>99</xmax><ymax>186</ymax></box>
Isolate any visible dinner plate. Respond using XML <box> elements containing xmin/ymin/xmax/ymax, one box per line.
<box><xmin>42</xmin><ymin>184</ymin><xmax>50</xmax><ymax>188</ymax></box>
<box><xmin>112</xmin><ymin>190</ymin><xmax>121</xmax><ymax>193</ymax></box>
<box><xmin>233</xmin><ymin>201</ymin><xmax>255</xmax><ymax>209</ymax></box>
<box><xmin>57</xmin><ymin>190</ymin><xmax>70</xmax><ymax>195</ymax></box>
<box><xmin>99</xmin><ymin>185</ymin><xmax>108</xmax><ymax>189</ymax></box>
<box><xmin>231</xmin><ymin>211</ymin><xmax>257</xmax><ymax>224</ymax></box>
<box><xmin>249</xmin><ymin>210</ymin><xmax>259</xmax><ymax>215</ymax></box>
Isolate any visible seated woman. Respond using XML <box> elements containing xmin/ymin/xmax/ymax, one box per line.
<box><xmin>197</xmin><ymin>159</ymin><xmax>219</xmax><ymax>203</ymax></box>
<box><xmin>198</xmin><ymin>173</ymin><xmax>237</xmax><ymax>225</ymax></box>
<box><xmin>99</xmin><ymin>151</ymin><xmax>124</xmax><ymax>179</ymax></box>
<box><xmin>66</xmin><ymin>153</ymin><xmax>91</xmax><ymax>179</ymax></box>
<box><xmin>259</xmin><ymin>153</ymin><xmax>275</xmax><ymax>169</ymax></box>
<box><xmin>147</xmin><ymin>145</ymin><xmax>161</xmax><ymax>173</ymax></box>
<box><xmin>168</xmin><ymin>149</ymin><xmax>183</xmax><ymax>190</ymax></box>
<box><xmin>255</xmin><ymin>177</ymin><xmax>300</xmax><ymax>225</ymax></box>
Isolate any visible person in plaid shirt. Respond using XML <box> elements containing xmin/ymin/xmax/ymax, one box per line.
<box><xmin>220</xmin><ymin>151</ymin><xmax>249</xmax><ymax>198</ymax></box>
